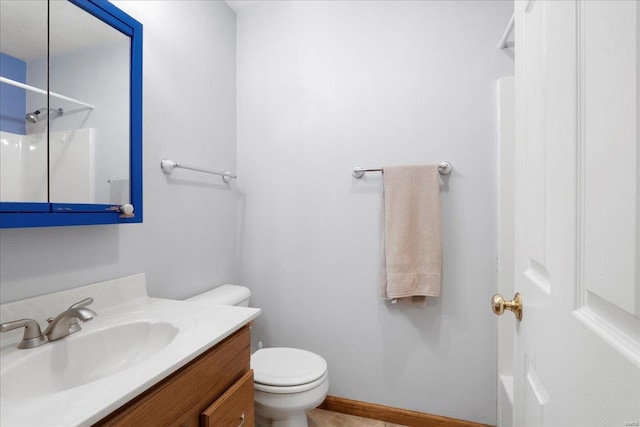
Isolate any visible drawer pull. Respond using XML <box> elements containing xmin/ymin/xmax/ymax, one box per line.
<box><xmin>238</xmin><ymin>413</ymin><xmax>245</xmax><ymax>427</ymax></box>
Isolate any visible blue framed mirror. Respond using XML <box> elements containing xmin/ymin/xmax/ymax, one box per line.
<box><xmin>0</xmin><ymin>0</ymin><xmax>142</xmax><ymax>228</ymax></box>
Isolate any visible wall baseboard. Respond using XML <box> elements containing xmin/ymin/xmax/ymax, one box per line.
<box><xmin>319</xmin><ymin>396</ymin><xmax>495</xmax><ymax>427</ymax></box>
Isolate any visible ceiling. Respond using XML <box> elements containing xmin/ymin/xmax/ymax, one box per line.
<box><xmin>0</xmin><ymin>0</ymin><xmax>127</xmax><ymax>62</ymax></box>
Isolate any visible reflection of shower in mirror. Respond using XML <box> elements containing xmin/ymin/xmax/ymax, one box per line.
<box><xmin>25</xmin><ymin>107</ymin><xmax>64</xmax><ymax>123</ymax></box>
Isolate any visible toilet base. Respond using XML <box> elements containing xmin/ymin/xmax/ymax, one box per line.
<box><xmin>256</xmin><ymin>411</ymin><xmax>308</xmax><ymax>427</ymax></box>
<box><xmin>254</xmin><ymin>377</ymin><xmax>329</xmax><ymax>427</ymax></box>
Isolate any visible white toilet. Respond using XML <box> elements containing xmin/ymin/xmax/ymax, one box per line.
<box><xmin>187</xmin><ymin>285</ymin><xmax>329</xmax><ymax>427</ymax></box>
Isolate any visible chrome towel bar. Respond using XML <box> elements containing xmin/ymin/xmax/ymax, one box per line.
<box><xmin>160</xmin><ymin>159</ymin><xmax>237</xmax><ymax>183</ymax></box>
<box><xmin>352</xmin><ymin>161</ymin><xmax>452</xmax><ymax>178</ymax></box>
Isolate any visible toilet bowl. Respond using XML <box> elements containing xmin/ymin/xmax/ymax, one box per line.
<box><xmin>186</xmin><ymin>285</ymin><xmax>329</xmax><ymax>427</ymax></box>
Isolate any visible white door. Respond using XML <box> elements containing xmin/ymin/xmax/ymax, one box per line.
<box><xmin>504</xmin><ymin>0</ymin><xmax>640</xmax><ymax>425</ymax></box>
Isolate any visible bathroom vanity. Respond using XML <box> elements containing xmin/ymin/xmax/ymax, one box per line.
<box><xmin>95</xmin><ymin>325</ymin><xmax>254</xmax><ymax>426</ymax></box>
<box><xmin>0</xmin><ymin>274</ymin><xmax>260</xmax><ymax>427</ymax></box>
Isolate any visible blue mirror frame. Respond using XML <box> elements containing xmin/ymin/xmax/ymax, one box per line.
<box><xmin>0</xmin><ymin>0</ymin><xmax>142</xmax><ymax>229</ymax></box>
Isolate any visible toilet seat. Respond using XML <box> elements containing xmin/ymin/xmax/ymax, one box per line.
<box><xmin>252</xmin><ymin>347</ymin><xmax>328</xmax><ymax>394</ymax></box>
<box><xmin>254</xmin><ymin>370</ymin><xmax>328</xmax><ymax>394</ymax></box>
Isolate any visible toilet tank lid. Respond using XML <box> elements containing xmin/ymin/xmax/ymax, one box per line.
<box><xmin>186</xmin><ymin>284</ymin><xmax>251</xmax><ymax>306</ymax></box>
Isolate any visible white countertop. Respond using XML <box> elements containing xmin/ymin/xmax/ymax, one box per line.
<box><xmin>0</xmin><ymin>274</ymin><xmax>260</xmax><ymax>427</ymax></box>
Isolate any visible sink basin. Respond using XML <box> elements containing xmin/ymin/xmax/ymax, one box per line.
<box><xmin>1</xmin><ymin>320</ymin><xmax>179</xmax><ymax>399</ymax></box>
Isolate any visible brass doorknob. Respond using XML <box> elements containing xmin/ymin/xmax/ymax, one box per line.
<box><xmin>492</xmin><ymin>292</ymin><xmax>523</xmax><ymax>321</ymax></box>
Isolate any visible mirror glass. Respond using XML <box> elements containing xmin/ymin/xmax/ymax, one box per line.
<box><xmin>0</xmin><ymin>0</ymin><xmax>131</xmax><ymax>205</ymax></box>
<box><xmin>0</xmin><ymin>0</ymin><xmax>48</xmax><ymax>203</ymax></box>
<box><xmin>48</xmin><ymin>0</ymin><xmax>130</xmax><ymax>205</ymax></box>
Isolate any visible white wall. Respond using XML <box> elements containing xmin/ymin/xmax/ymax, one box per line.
<box><xmin>0</xmin><ymin>1</ymin><xmax>238</xmax><ymax>303</ymax></box>
<box><xmin>235</xmin><ymin>1</ymin><xmax>513</xmax><ymax>424</ymax></box>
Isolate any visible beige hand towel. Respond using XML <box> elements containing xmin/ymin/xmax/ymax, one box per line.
<box><xmin>379</xmin><ymin>165</ymin><xmax>442</xmax><ymax>306</ymax></box>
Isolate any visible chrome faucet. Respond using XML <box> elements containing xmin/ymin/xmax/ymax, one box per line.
<box><xmin>0</xmin><ymin>297</ymin><xmax>97</xmax><ymax>349</ymax></box>
<box><xmin>0</xmin><ymin>318</ymin><xmax>48</xmax><ymax>349</ymax></box>
<box><xmin>44</xmin><ymin>298</ymin><xmax>97</xmax><ymax>341</ymax></box>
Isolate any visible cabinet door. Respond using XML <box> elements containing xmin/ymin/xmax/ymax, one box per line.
<box><xmin>201</xmin><ymin>370</ymin><xmax>254</xmax><ymax>427</ymax></box>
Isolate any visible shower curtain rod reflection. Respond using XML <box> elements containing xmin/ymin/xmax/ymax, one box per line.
<box><xmin>352</xmin><ymin>161</ymin><xmax>453</xmax><ymax>178</ymax></box>
<box><xmin>0</xmin><ymin>76</ymin><xmax>95</xmax><ymax>109</ymax></box>
<box><xmin>160</xmin><ymin>159</ymin><xmax>237</xmax><ymax>183</ymax></box>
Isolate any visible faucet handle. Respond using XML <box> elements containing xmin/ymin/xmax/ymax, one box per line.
<box><xmin>69</xmin><ymin>297</ymin><xmax>94</xmax><ymax>310</ymax></box>
<box><xmin>67</xmin><ymin>298</ymin><xmax>96</xmax><ymax>334</ymax></box>
<box><xmin>0</xmin><ymin>319</ymin><xmax>48</xmax><ymax>349</ymax></box>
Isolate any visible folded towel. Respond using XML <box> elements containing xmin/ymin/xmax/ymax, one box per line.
<box><xmin>379</xmin><ymin>165</ymin><xmax>442</xmax><ymax>306</ymax></box>
<box><xmin>108</xmin><ymin>177</ymin><xmax>130</xmax><ymax>205</ymax></box>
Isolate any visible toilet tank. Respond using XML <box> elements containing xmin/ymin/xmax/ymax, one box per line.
<box><xmin>186</xmin><ymin>284</ymin><xmax>251</xmax><ymax>307</ymax></box>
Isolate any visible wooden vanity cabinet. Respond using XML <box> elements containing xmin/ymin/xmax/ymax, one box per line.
<box><xmin>94</xmin><ymin>325</ymin><xmax>253</xmax><ymax>427</ymax></box>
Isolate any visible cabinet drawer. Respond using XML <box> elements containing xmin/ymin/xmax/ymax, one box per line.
<box><xmin>201</xmin><ymin>370</ymin><xmax>254</xmax><ymax>427</ymax></box>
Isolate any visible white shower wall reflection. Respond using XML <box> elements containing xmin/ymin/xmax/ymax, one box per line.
<box><xmin>0</xmin><ymin>131</ymin><xmax>47</xmax><ymax>202</ymax></box>
<box><xmin>49</xmin><ymin>128</ymin><xmax>95</xmax><ymax>203</ymax></box>
<box><xmin>0</xmin><ymin>128</ymin><xmax>98</xmax><ymax>204</ymax></box>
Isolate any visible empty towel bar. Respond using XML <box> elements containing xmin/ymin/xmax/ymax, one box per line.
<box><xmin>160</xmin><ymin>159</ymin><xmax>237</xmax><ymax>183</ymax></box>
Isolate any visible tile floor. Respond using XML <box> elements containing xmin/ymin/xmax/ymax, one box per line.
<box><xmin>307</xmin><ymin>408</ymin><xmax>407</xmax><ymax>427</ymax></box>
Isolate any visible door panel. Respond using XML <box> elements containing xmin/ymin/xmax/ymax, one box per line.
<box><xmin>513</xmin><ymin>1</ymin><xmax>640</xmax><ymax>426</ymax></box>
<box><xmin>522</xmin><ymin>1</ymin><xmax>549</xmax><ymax>286</ymax></box>
<box><xmin>579</xmin><ymin>0</ymin><xmax>639</xmax><ymax>333</ymax></box>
